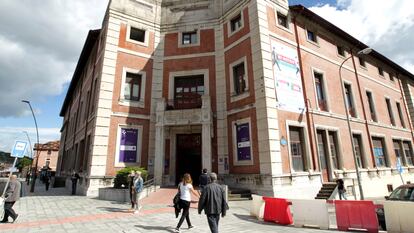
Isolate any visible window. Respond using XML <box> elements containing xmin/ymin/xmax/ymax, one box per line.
<box><xmin>317</xmin><ymin>131</ymin><xmax>327</xmax><ymax>170</ymax></box>
<box><xmin>47</xmin><ymin>150</ymin><xmax>52</xmax><ymax>155</ymax></box>
<box><xmin>328</xmin><ymin>131</ymin><xmax>339</xmax><ymax>170</ymax></box>
<box><xmin>373</xmin><ymin>137</ymin><xmax>387</xmax><ymax>167</ymax></box>
<box><xmin>393</xmin><ymin>140</ymin><xmax>403</xmax><ymax>162</ymax></box>
<box><xmin>129</xmin><ymin>27</ymin><xmax>146</xmax><ymax>43</ymax></box>
<box><xmin>385</xmin><ymin>98</ymin><xmax>396</xmax><ymax>126</ymax></box>
<box><xmin>366</xmin><ymin>91</ymin><xmax>377</xmax><ymax>122</ymax></box>
<box><xmin>344</xmin><ymin>83</ymin><xmax>356</xmax><ymax>117</ymax></box>
<box><xmin>289</xmin><ymin>126</ymin><xmax>306</xmax><ymax>172</ymax></box>
<box><xmin>396</xmin><ymin>102</ymin><xmax>406</xmax><ymax>128</ymax></box>
<box><xmin>403</xmin><ymin>141</ymin><xmax>413</xmax><ymax>166</ymax></box>
<box><xmin>314</xmin><ymin>72</ymin><xmax>327</xmax><ymax>111</ymax></box>
<box><xmin>230</xmin><ymin>14</ymin><xmax>242</xmax><ymax>32</ymax></box>
<box><xmin>337</xmin><ymin>46</ymin><xmax>345</xmax><ymax>57</ymax></box>
<box><xmin>182</xmin><ymin>31</ymin><xmax>197</xmax><ymax>45</ymax></box>
<box><xmin>277</xmin><ymin>12</ymin><xmax>288</xmax><ymax>28</ymax></box>
<box><xmin>378</xmin><ymin>67</ymin><xmax>384</xmax><ymax>76</ymax></box>
<box><xmin>172</xmin><ymin>75</ymin><xmax>204</xmax><ymax>109</ymax></box>
<box><xmin>353</xmin><ymin>135</ymin><xmax>364</xmax><ymax>168</ymax></box>
<box><xmin>124</xmin><ymin>72</ymin><xmax>142</xmax><ymax>101</ymax></box>
<box><xmin>390</xmin><ymin>74</ymin><xmax>395</xmax><ymax>82</ymax></box>
<box><xmin>233</xmin><ymin>62</ymin><xmax>247</xmax><ymax>95</ymax></box>
<box><xmin>359</xmin><ymin>57</ymin><xmax>366</xmax><ymax>67</ymax></box>
<box><xmin>307</xmin><ymin>30</ymin><xmax>317</xmax><ymax>43</ymax></box>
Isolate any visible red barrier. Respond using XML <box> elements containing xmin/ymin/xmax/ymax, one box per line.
<box><xmin>335</xmin><ymin>200</ymin><xmax>378</xmax><ymax>233</ymax></box>
<box><xmin>262</xmin><ymin>197</ymin><xmax>293</xmax><ymax>225</ymax></box>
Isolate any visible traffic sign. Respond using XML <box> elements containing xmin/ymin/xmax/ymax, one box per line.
<box><xmin>10</xmin><ymin>140</ymin><xmax>29</xmax><ymax>158</ymax></box>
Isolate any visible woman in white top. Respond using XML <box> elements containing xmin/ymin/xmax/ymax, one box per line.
<box><xmin>175</xmin><ymin>173</ymin><xmax>200</xmax><ymax>232</ymax></box>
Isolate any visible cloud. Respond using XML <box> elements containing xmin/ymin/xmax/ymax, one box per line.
<box><xmin>0</xmin><ymin>127</ymin><xmax>61</xmax><ymax>152</ymax></box>
<box><xmin>309</xmin><ymin>0</ymin><xmax>414</xmax><ymax>73</ymax></box>
<box><xmin>0</xmin><ymin>0</ymin><xmax>108</xmax><ymax>117</ymax></box>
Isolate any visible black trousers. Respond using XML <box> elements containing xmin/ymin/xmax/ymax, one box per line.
<box><xmin>2</xmin><ymin>202</ymin><xmax>17</xmax><ymax>221</ymax></box>
<box><xmin>176</xmin><ymin>200</ymin><xmax>191</xmax><ymax>229</ymax></box>
<box><xmin>72</xmin><ymin>181</ymin><xmax>77</xmax><ymax>195</ymax></box>
<box><xmin>45</xmin><ymin>181</ymin><xmax>50</xmax><ymax>191</ymax></box>
<box><xmin>207</xmin><ymin>214</ymin><xmax>220</xmax><ymax>233</ymax></box>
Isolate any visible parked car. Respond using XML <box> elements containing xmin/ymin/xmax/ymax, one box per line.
<box><xmin>376</xmin><ymin>184</ymin><xmax>414</xmax><ymax>230</ymax></box>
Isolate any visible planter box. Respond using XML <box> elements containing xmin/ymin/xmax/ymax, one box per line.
<box><xmin>98</xmin><ymin>185</ymin><xmax>159</xmax><ymax>203</ymax></box>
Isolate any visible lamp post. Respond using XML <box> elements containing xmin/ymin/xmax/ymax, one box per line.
<box><xmin>23</xmin><ymin>130</ymin><xmax>33</xmax><ymax>185</ymax></box>
<box><xmin>338</xmin><ymin>47</ymin><xmax>372</xmax><ymax>200</ymax></box>
<box><xmin>22</xmin><ymin>100</ymin><xmax>40</xmax><ymax>192</ymax></box>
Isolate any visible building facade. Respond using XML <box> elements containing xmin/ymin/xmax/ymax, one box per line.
<box><xmin>33</xmin><ymin>141</ymin><xmax>60</xmax><ymax>172</ymax></box>
<box><xmin>57</xmin><ymin>0</ymin><xmax>414</xmax><ymax>197</ymax></box>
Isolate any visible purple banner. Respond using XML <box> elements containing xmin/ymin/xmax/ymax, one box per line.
<box><xmin>236</xmin><ymin>123</ymin><xmax>251</xmax><ymax>161</ymax></box>
<box><xmin>119</xmin><ymin>128</ymin><xmax>138</xmax><ymax>163</ymax></box>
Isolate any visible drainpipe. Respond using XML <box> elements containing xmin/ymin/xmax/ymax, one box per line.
<box><xmin>350</xmin><ymin>50</ymin><xmax>376</xmax><ymax>167</ymax></box>
<box><xmin>292</xmin><ymin>9</ymin><xmax>318</xmax><ymax>171</ymax></box>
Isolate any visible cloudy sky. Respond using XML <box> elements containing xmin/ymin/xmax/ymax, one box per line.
<box><xmin>0</xmin><ymin>0</ymin><xmax>413</xmax><ymax>152</ymax></box>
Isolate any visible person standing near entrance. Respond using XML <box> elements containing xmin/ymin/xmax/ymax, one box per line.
<box><xmin>175</xmin><ymin>173</ymin><xmax>199</xmax><ymax>233</ymax></box>
<box><xmin>336</xmin><ymin>178</ymin><xmax>347</xmax><ymax>200</ymax></box>
<box><xmin>133</xmin><ymin>171</ymin><xmax>143</xmax><ymax>214</ymax></box>
<box><xmin>71</xmin><ymin>171</ymin><xmax>80</xmax><ymax>195</ymax></box>
<box><xmin>128</xmin><ymin>170</ymin><xmax>137</xmax><ymax>211</ymax></box>
<box><xmin>198</xmin><ymin>168</ymin><xmax>209</xmax><ymax>195</ymax></box>
<box><xmin>198</xmin><ymin>172</ymin><xmax>228</xmax><ymax>233</ymax></box>
<box><xmin>1</xmin><ymin>175</ymin><xmax>21</xmax><ymax>223</ymax></box>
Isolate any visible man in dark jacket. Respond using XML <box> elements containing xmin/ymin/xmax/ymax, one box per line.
<box><xmin>1</xmin><ymin>175</ymin><xmax>21</xmax><ymax>223</ymax></box>
<box><xmin>198</xmin><ymin>172</ymin><xmax>229</xmax><ymax>233</ymax></box>
<box><xmin>198</xmin><ymin>168</ymin><xmax>209</xmax><ymax>195</ymax></box>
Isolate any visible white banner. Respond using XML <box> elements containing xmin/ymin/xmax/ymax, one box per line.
<box><xmin>271</xmin><ymin>40</ymin><xmax>305</xmax><ymax>113</ymax></box>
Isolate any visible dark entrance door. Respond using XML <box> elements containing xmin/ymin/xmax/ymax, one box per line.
<box><xmin>176</xmin><ymin>134</ymin><xmax>202</xmax><ymax>185</ymax></box>
<box><xmin>317</xmin><ymin>130</ymin><xmax>331</xmax><ymax>182</ymax></box>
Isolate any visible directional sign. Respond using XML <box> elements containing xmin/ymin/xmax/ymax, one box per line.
<box><xmin>10</xmin><ymin>140</ymin><xmax>29</xmax><ymax>158</ymax></box>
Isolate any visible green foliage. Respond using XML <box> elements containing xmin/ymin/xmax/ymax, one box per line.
<box><xmin>16</xmin><ymin>157</ymin><xmax>32</xmax><ymax>171</ymax></box>
<box><xmin>113</xmin><ymin>167</ymin><xmax>148</xmax><ymax>189</ymax></box>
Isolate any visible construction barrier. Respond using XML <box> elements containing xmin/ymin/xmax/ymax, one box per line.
<box><xmin>262</xmin><ymin>197</ymin><xmax>293</xmax><ymax>225</ymax></box>
<box><xmin>335</xmin><ymin>200</ymin><xmax>378</xmax><ymax>233</ymax></box>
<box><xmin>250</xmin><ymin>194</ymin><xmax>265</xmax><ymax>219</ymax></box>
<box><xmin>290</xmin><ymin>199</ymin><xmax>330</xmax><ymax>230</ymax></box>
<box><xmin>383</xmin><ymin>201</ymin><xmax>414</xmax><ymax>233</ymax></box>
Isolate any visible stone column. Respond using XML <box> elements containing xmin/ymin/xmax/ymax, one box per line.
<box><xmin>201</xmin><ymin>95</ymin><xmax>212</xmax><ymax>172</ymax></box>
<box><xmin>154</xmin><ymin>99</ymin><xmax>166</xmax><ymax>184</ymax></box>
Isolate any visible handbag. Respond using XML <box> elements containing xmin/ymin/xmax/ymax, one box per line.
<box><xmin>173</xmin><ymin>184</ymin><xmax>181</xmax><ymax>205</ymax></box>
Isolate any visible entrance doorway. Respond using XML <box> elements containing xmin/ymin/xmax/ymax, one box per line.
<box><xmin>175</xmin><ymin>134</ymin><xmax>202</xmax><ymax>185</ymax></box>
<box><xmin>317</xmin><ymin>130</ymin><xmax>330</xmax><ymax>182</ymax></box>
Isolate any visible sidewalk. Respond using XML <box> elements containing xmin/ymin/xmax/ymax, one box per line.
<box><xmin>1</xmin><ymin>183</ymin><xmax>335</xmax><ymax>233</ymax></box>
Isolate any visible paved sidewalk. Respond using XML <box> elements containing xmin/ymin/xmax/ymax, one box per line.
<box><xmin>0</xmin><ymin>183</ymin><xmax>337</xmax><ymax>233</ymax></box>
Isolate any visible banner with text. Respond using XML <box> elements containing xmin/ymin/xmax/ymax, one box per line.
<box><xmin>271</xmin><ymin>40</ymin><xmax>305</xmax><ymax>113</ymax></box>
<box><xmin>119</xmin><ymin>128</ymin><xmax>138</xmax><ymax>163</ymax></box>
<box><xmin>236</xmin><ymin>123</ymin><xmax>251</xmax><ymax>161</ymax></box>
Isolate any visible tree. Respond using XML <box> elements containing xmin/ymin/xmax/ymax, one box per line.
<box><xmin>16</xmin><ymin>157</ymin><xmax>33</xmax><ymax>172</ymax></box>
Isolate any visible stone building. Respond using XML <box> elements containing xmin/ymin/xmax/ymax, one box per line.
<box><xmin>33</xmin><ymin>141</ymin><xmax>60</xmax><ymax>172</ymax></box>
<box><xmin>57</xmin><ymin>0</ymin><xmax>414</xmax><ymax>197</ymax></box>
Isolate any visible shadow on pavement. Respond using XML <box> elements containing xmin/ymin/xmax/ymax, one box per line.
<box><xmin>233</xmin><ymin>213</ymin><xmax>274</xmax><ymax>225</ymax></box>
<box><xmin>96</xmin><ymin>207</ymin><xmax>131</xmax><ymax>213</ymax></box>
<box><xmin>134</xmin><ymin>224</ymin><xmax>175</xmax><ymax>232</ymax></box>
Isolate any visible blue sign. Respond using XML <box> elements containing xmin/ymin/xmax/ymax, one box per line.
<box><xmin>11</xmin><ymin>140</ymin><xmax>29</xmax><ymax>158</ymax></box>
<box><xmin>396</xmin><ymin>157</ymin><xmax>404</xmax><ymax>174</ymax></box>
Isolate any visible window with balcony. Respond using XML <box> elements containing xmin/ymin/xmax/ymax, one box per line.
<box><xmin>396</xmin><ymin>102</ymin><xmax>406</xmax><ymax>128</ymax></box>
<box><xmin>344</xmin><ymin>83</ymin><xmax>356</xmax><ymax>117</ymax></box>
<box><xmin>366</xmin><ymin>91</ymin><xmax>377</xmax><ymax>122</ymax></box>
<box><xmin>170</xmin><ymin>75</ymin><xmax>204</xmax><ymax>110</ymax></box>
<box><xmin>289</xmin><ymin>126</ymin><xmax>307</xmax><ymax>172</ymax></box>
<box><xmin>314</xmin><ymin>72</ymin><xmax>328</xmax><ymax>111</ymax></box>
<box><xmin>233</xmin><ymin>62</ymin><xmax>247</xmax><ymax>95</ymax></box>
<box><xmin>124</xmin><ymin>72</ymin><xmax>142</xmax><ymax>101</ymax></box>
<box><xmin>373</xmin><ymin>137</ymin><xmax>387</xmax><ymax>167</ymax></box>
<box><xmin>385</xmin><ymin>98</ymin><xmax>396</xmax><ymax>126</ymax></box>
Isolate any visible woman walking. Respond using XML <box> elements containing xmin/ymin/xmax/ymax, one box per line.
<box><xmin>175</xmin><ymin>173</ymin><xmax>199</xmax><ymax>233</ymax></box>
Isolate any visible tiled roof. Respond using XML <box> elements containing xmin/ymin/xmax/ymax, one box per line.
<box><xmin>34</xmin><ymin>140</ymin><xmax>60</xmax><ymax>151</ymax></box>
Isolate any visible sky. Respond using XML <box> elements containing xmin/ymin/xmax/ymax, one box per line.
<box><xmin>0</xmin><ymin>0</ymin><xmax>413</xmax><ymax>152</ymax></box>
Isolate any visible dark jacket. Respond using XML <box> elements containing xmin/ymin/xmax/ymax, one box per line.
<box><xmin>198</xmin><ymin>182</ymin><xmax>229</xmax><ymax>216</ymax></box>
<box><xmin>199</xmin><ymin>173</ymin><xmax>209</xmax><ymax>186</ymax></box>
<box><xmin>5</xmin><ymin>180</ymin><xmax>21</xmax><ymax>202</ymax></box>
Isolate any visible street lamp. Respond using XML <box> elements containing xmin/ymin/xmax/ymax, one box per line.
<box><xmin>23</xmin><ymin>131</ymin><xmax>33</xmax><ymax>185</ymax></box>
<box><xmin>338</xmin><ymin>47</ymin><xmax>372</xmax><ymax>200</ymax></box>
<box><xmin>22</xmin><ymin>100</ymin><xmax>40</xmax><ymax>192</ymax></box>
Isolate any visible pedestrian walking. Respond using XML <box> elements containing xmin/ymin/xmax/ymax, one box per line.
<box><xmin>128</xmin><ymin>170</ymin><xmax>137</xmax><ymax>211</ymax></box>
<box><xmin>198</xmin><ymin>168</ymin><xmax>209</xmax><ymax>195</ymax></box>
<box><xmin>133</xmin><ymin>171</ymin><xmax>144</xmax><ymax>214</ymax></box>
<box><xmin>44</xmin><ymin>170</ymin><xmax>51</xmax><ymax>191</ymax></box>
<box><xmin>198</xmin><ymin>172</ymin><xmax>228</xmax><ymax>233</ymax></box>
<box><xmin>71</xmin><ymin>171</ymin><xmax>80</xmax><ymax>195</ymax></box>
<box><xmin>1</xmin><ymin>175</ymin><xmax>21</xmax><ymax>223</ymax></box>
<box><xmin>175</xmin><ymin>173</ymin><xmax>199</xmax><ymax>233</ymax></box>
<box><xmin>336</xmin><ymin>178</ymin><xmax>347</xmax><ymax>200</ymax></box>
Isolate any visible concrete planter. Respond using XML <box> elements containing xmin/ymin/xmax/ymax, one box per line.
<box><xmin>98</xmin><ymin>185</ymin><xmax>159</xmax><ymax>203</ymax></box>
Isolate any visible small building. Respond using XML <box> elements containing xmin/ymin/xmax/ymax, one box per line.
<box><xmin>33</xmin><ymin>141</ymin><xmax>60</xmax><ymax>172</ymax></box>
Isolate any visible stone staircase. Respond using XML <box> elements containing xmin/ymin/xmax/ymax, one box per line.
<box><xmin>228</xmin><ymin>188</ymin><xmax>252</xmax><ymax>201</ymax></box>
<box><xmin>315</xmin><ymin>182</ymin><xmax>337</xmax><ymax>200</ymax></box>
